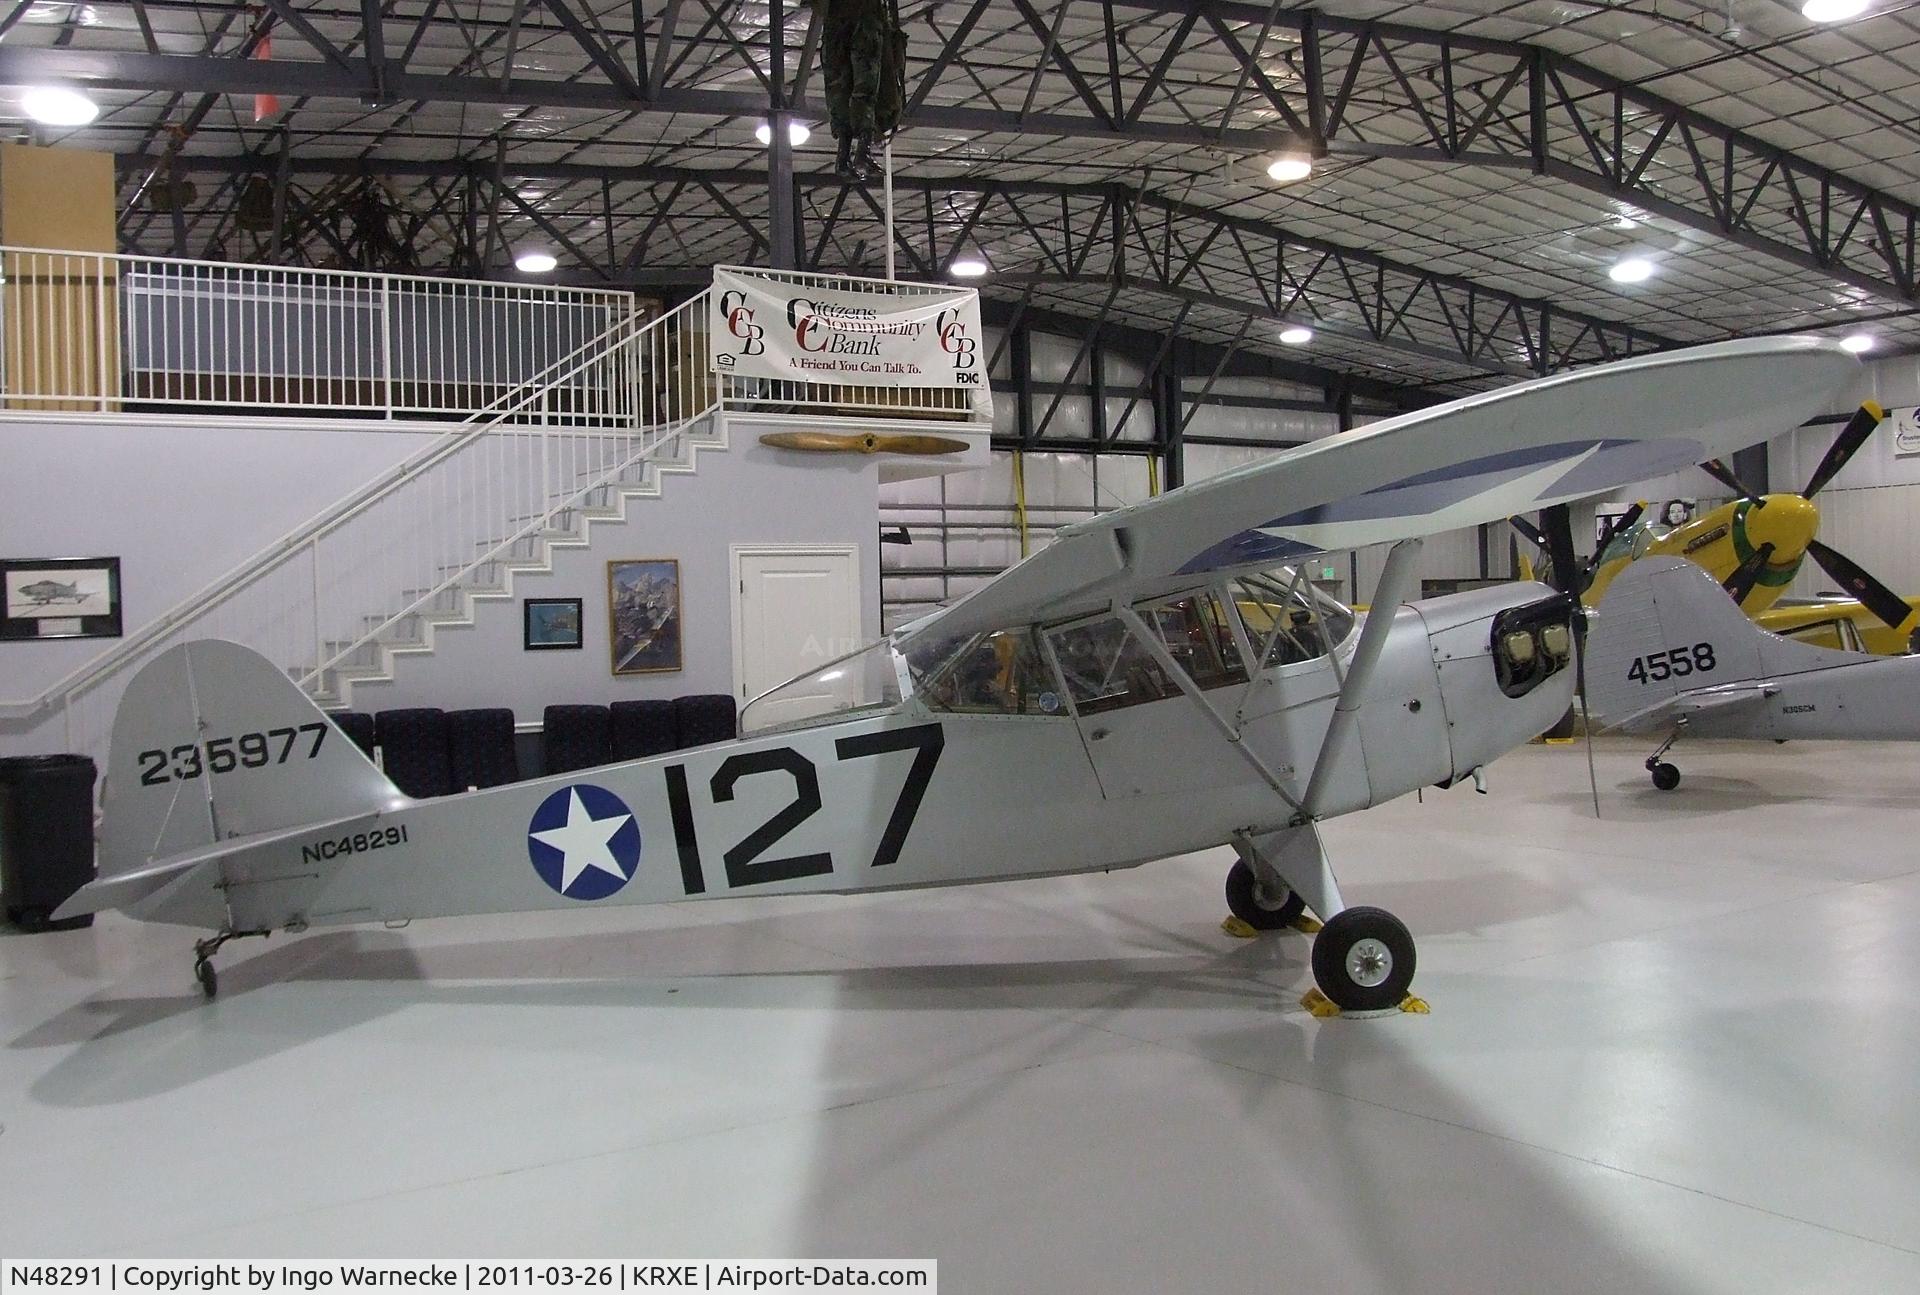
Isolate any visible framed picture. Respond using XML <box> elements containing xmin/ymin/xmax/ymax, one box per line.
<box><xmin>523</xmin><ymin>597</ymin><xmax>584</xmax><ymax>651</ymax></box>
<box><xmin>607</xmin><ymin>558</ymin><xmax>682</xmax><ymax>675</ymax></box>
<box><xmin>1</xmin><ymin>557</ymin><xmax>122</xmax><ymax>641</ymax></box>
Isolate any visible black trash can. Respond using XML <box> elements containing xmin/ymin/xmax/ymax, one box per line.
<box><xmin>0</xmin><ymin>754</ymin><xmax>97</xmax><ymax>932</ymax></box>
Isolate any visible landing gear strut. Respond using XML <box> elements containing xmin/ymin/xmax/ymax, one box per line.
<box><xmin>191</xmin><ymin>929</ymin><xmax>268</xmax><ymax>1000</ymax></box>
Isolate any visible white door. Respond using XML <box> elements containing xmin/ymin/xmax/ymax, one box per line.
<box><xmin>731</xmin><ymin>544</ymin><xmax>863</xmax><ymax>725</ymax></box>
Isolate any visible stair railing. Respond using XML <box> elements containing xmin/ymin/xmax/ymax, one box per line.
<box><xmin>2</xmin><ymin>290</ymin><xmax>718</xmax><ymax>766</ymax></box>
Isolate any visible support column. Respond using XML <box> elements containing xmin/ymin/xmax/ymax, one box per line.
<box><xmin>766</xmin><ymin>0</ymin><xmax>796</xmax><ymax>269</ymax></box>
<box><xmin>1159</xmin><ymin>344</ymin><xmax>1185</xmax><ymax>491</ymax></box>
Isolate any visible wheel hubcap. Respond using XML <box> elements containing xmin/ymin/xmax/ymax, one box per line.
<box><xmin>1254</xmin><ymin>881</ymin><xmax>1292</xmax><ymax>911</ymax></box>
<box><xmin>1346</xmin><ymin>937</ymin><xmax>1392</xmax><ymax>988</ymax></box>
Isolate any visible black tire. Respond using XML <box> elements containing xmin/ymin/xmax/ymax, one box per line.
<box><xmin>1311</xmin><ymin>906</ymin><xmax>1416</xmax><ymax>1013</ymax></box>
<box><xmin>1225</xmin><ymin>859</ymin><xmax>1306</xmax><ymax>930</ymax></box>
<box><xmin>9</xmin><ymin>906</ymin><xmax>51</xmax><ymax>934</ymax></box>
<box><xmin>1651</xmin><ymin>762</ymin><xmax>1681</xmax><ymax>791</ymax></box>
<box><xmin>194</xmin><ymin>959</ymin><xmax>218</xmax><ymax>1000</ymax></box>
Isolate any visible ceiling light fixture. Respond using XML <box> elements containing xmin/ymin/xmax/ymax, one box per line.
<box><xmin>1279</xmin><ymin>325</ymin><xmax>1313</xmax><ymax>345</ymax></box>
<box><xmin>514</xmin><ymin>250</ymin><xmax>558</xmax><ymax>273</ymax></box>
<box><xmin>1840</xmin><ymin>332</ymin><xmax>1875</xmax><ymax>353</ymax></box>
<box><xmin>21</xmin><ymin>86</ymin><xmax>98</xmax><ymax>127</ymax></box>
<box><xmin>755</xmin><ymin>119</ymin><xmax>812</xmax><ymax>147</ymax></box>
<box><xmin>1801</xmin><ymin>0</ymin><xmax>1871</xmax><ymax>22</ymax></box>
<box><xmin>1266</xmin><ymin>154</ymin><xmax>1313</xmax><ymax>183</ymax></box>
<box><xmin>1608</xmin><ymin>257</ymin><xmax>1655</xmax><ymax>284</ymax></box>
<box><xmin>949</xmin><ymin>256</ymin><xmax>989</xmax><ymax>278</ymax></box>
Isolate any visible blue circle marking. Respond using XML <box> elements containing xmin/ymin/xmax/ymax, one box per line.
<box><xmin>526</xmin><ymin>783</ymin><xmax>642</xmax><ymax>901</ymax></box>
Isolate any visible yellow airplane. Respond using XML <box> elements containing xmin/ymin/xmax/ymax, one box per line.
<box><xmin>1521</xmin><ymin>403</ymin><xmax>1920</xmax><ymax>654</ymax></box>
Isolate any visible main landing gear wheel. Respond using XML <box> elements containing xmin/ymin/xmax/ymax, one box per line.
<box><xmin>1650</xmin><ymin>762</ymin><xmax>1681</xmax><ymax>791</ymax></box>
<box><xmin>1311</xmin><ymin>907</ymin><xmax>1416</xmax><ymax>1013</ymax></box>
<box><xmin>1225</xmin><ymin>859</ymin><xmax>1306</xmax><ymax>930</ymax></box>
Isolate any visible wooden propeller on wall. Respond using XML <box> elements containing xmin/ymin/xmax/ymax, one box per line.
<box><xmin>760</xmin><ymin>431</ymin><xmax>971</xmax><ymax>455</ymax></box>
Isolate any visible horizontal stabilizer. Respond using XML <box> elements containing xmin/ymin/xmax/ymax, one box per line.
<box><xmin>54</xmin><ymin>809</ymin><xmax>381</xmax><ymax>921</ymax></box>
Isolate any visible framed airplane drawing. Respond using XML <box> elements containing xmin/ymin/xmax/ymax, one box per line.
<box><xmin>523</xmin><ymin>597</ymin><xmax>584</xmax><ymax>650</ymax></box>
<box><xmin>1</xmin><ymin>556</ymin><xmax>122</xmax><ymax>641</ymax></box>
<box><xmin>607</xmin><ymin>559</ymin><xmax>682</xmax><ymax>674</ymax></box>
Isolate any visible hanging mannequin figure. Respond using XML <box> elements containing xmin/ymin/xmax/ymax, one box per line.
<box><xmin>816</xmin><ymin>0</ymin><xmax>906</xmax><ymax>181</ymax></box>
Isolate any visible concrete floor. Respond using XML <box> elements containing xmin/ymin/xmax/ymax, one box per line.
<box><xmin>3</xmin><ymin>735</ymin><xmax>1918</xmax><ymax>1292</ymax></box>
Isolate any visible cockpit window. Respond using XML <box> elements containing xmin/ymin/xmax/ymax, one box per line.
<box><xmin>1045</xmin><ymin>616</ymin><xmax>1180</xmax><ymax>714</ymax></box>
<box><xmin>1135</xmin><ymin>592</ymin><xmax>1248</xmax><ymax>690</ymax></box>
<box><xmin>918</xmin><ymin>628</ymin><xmax>1066</xmax><ymax>716</ymax></box>
<box><xmin>1229</xmin><ymin>567</ymin><xmax>1355</xmax><ymax>666</ymax></box>
<box><xmin>740</xmin><ymin>639</ymin><xmax>901</xmax><ymax>735</ymax></box>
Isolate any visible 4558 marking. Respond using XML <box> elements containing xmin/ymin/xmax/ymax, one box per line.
<box><xmin>1626</xmin><ymin>642</ymin><xmax>1717</xmax><ymax>684</ymax></box>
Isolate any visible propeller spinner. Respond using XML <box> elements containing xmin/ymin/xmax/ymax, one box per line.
<box><xmin>1693</xmin><ymin>402</ymin><xmax>1909</xmax><ymax>630</ymax></box>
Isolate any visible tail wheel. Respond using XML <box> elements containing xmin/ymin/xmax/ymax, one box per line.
<box><xmin>1651</xmin><ymin>762</ymin><xmax>1681</xmax><ymax>791</ymax></box>
<box><xmin>1311</xmin><ymin>907</ymin><xmax>1416</xmax><ymax>1012</ymax></box>
<box><xmin>1225</xmin><ymin>859</ymin><xmax>1306</xmax><ymax>930</ymax></box>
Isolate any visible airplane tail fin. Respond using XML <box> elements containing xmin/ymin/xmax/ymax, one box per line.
<box><xmin>1584</xmin><ymin>557</ymin><xmax>1771</xmax><ymax>730</ymax></box>
<box><xmin>71</xmin><ymin>640</ymin><xmax>404</xmax><ymax>919</ymax></box>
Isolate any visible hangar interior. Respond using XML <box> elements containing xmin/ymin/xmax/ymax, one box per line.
<box><xmin>0</xmin><ymin>0</ymin><xmax>1918</xmax><ymax>1287</ymax></box>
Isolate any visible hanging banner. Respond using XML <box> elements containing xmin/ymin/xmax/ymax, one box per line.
<box><xmin>709</xmin><ymin>268</ymin><xmax>988</xmax><ymax>412</ymax></box>
<box><xmin>1889</xmin><ymin>405</ymin><xmax>1920</xmax><ymax>456</ymax></box>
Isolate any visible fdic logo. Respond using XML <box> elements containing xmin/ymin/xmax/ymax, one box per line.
<box><xmin>937</xmin><ymin>308</ymin><xmax>979</xmax><ymax>384</ymax></box>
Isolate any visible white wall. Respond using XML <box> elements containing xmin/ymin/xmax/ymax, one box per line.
<box><xmin>0</xmin><ymin>416</ymin><xmax>435</xmax><ymax>700</ymax></box>
<box><xmin>0</xmin><ymin>417</ymin><xmax>881</xmax><ymax>754</ymax></box>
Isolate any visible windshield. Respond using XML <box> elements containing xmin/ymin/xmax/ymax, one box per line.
<box><xmin>1228</xmin><ymin>565</ymin><xmax>1355</xmax><ymax>665</ymax></box>
<box><xmin>739</xmin><ymin>640</ymin><xmax>903</xmax><ymax>735</ymax></box>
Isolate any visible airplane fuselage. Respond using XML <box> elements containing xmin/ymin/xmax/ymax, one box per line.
<box><xmin>124</xmin><ymin>582</ymin><xmax>1575</xmax><ymax>934</ymax></box>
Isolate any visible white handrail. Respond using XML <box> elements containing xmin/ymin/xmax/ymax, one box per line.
<box><xmin>0</xmin><ymin>295</ymin><xmax>692</xmax><ymax>718</ymax></box>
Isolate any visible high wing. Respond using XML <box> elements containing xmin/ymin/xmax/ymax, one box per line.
<box><xmin>901</xmin><ymin>337</ymin><xmax>1859</xmax><ymax>643</ymax></box>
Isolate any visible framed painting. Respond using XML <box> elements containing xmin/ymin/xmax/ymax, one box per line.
<box><xmin>1</xmin><ymin>557</ymin><xmax>122</xmax><ymax>641</ymax></box>
<box><xmin>523</xmin><ymin>597</ymin><xmax>584</xmax><ymax>650</ymax></box>
<box><xmin>607</xmin><ymin>558</ymin><xmax>682</xmax><ymax>674</ymax></box>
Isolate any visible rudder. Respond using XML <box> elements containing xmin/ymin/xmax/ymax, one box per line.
<box><xmin>1585</xmin><ymin>557</ymin><xmax>1769</xmax><ymax>728</ymax></box>
<box><xmin>99</xmin><ymin>639</ymin><xmax>405</xmax><ymax>885</ymax></box>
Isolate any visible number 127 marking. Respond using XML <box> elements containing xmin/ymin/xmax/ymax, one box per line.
<box><xmin>661</xmin><ymin>723</ymin><xmax>945</xmax><ymax>896</ymax></box>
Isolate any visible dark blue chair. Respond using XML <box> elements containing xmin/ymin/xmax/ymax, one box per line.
<box><xmin>673</xmin><ymin>694</ymin><xmax>737</xmax><ymax>749</ymax></box>
<box><xmin>373</xmin><ymin>707</ymin><xmax>454</xmax><ymax>798</ymax></box>
<box><xmin>327</xmin><ymin>710</ymin><xmax>377</xmax><ymax>760</ymax></box>
<box><xmin>543</xmin><ymin>704</ymin><xmax>612</xmax><ymax>774</ymax></box>
<box><xmin>448</xmin><ymin>707</ymin><xmax>519</xmax><ymax>790</ymax></box>
<box><xmin>611</xmin><ymin>699</ymin><xmax>679</xmax><ymax>762</ymax></box>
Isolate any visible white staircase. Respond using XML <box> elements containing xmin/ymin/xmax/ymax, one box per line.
<box><xmin>300</xmin><ymin>411</ymin><xmax>725</xmax><ymax>708</ymax></box>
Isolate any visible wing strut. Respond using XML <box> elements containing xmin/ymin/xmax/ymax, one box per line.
<box><xmin>1301</xmin><ymin>538</ymin><xmax>1425</xmax><ymax>820</ymax></box>
<box><xmin>1112</xmin><ymin>603</ymin><xmax>1306</xmax><ymax>816</ymax></box>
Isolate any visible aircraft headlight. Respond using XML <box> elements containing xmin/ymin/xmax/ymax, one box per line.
<box><xmin>1501</xmin><ymin>629</ymin><xmax>1537</xmax><ymax>666</ymax></box>
<box><xmin>1539</xmin><ymin>623</ymin><xmax>1572</xmax><ymax>660</ymax></box>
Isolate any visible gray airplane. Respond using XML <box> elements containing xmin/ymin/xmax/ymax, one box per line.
<box><xmin>54</xmin><ymin>338</ymin><xmax>1862</xmax><ymax>1015</ymax></box>
<box><xmin>1588</xmin><ymin>555</ymin><xmax>1920</xmax><ymax>788</ymax></box>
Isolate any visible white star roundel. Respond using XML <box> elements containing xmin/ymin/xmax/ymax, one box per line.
<box><xmin>526</xmin><ymin>784</ymin><xmax>642</xmax><ymax>900</ymax></box>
